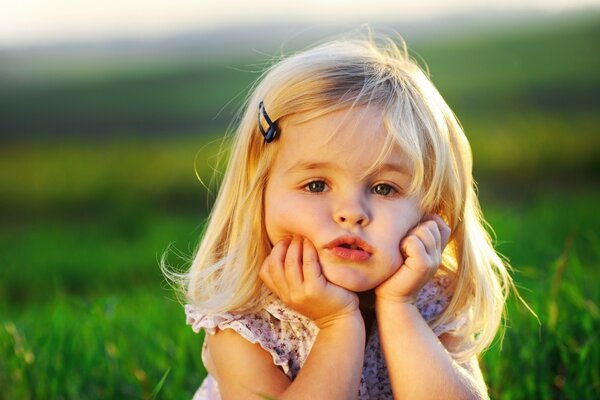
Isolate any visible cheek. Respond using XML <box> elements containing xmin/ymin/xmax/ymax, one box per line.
<box><xmin>265</xmin><ymin>205</ymin><xmax>292</xmax><ymax>242</ymax></box>
<box><xmin>388</xmin><ymin>223</ymin><xmax>408</xmax><ymax>244</ymax></box>
<box><xmin>264</xmin><ymin>184</ymin><xmax>293</xmax><ymax>241</ymax></box>
<box><xmin>378</xmin><ymin>208</ymin><xmax>421</xmax><ymax>255</ymax></box>
<box><xmin>265</xmin><ymin>196</ymin><xmax>317</xmax><ymax>242</ymax></box>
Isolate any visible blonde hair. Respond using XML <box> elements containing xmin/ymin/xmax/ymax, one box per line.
<box><xmin>165</xmin><ymin>32</ymin><xmax>514</xmax><ymax>363</ymax></box>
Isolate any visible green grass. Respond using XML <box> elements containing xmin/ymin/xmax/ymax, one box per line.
<box><xmin>1</xmin><ymin>190</ymin><xmax>598</xmax><ymax>399</ymax></box>
<box><xmin>480</xmin><ymin>194</ymin><xmax>600</xmax><ymax>398</ymax></box>
<box><xmin>0</xmin><ymin>136</ymin><xmax>225</xmax><ymax>212</ymax></box>
<box><xmin>1</xmin><ymin>290</ymin><xmax>206</xmax><ymax>399</ymax></box>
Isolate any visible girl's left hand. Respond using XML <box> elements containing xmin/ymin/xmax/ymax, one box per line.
<box><xmin>375</xmin><ymin>214</ymin><xmax>451</xmax><ymax>304</ymax></box>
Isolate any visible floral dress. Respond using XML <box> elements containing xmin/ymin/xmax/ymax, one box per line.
<box><xmin>186</xmin><ymin>274</ymin><xmax>462</xmax><ymax>399</ymax></box>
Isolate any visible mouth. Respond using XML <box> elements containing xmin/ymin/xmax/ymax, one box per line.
<box><xmin>325</xmin><ymin>236</ymin><xmax>373</xmax><ymax>261</ymax></box>
<box><xmin>339</xmin><ymin>243</ymin><xmax>363</xmax><ymax>250</ymax></box>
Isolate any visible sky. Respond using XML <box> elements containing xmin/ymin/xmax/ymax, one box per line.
<box><xmin>1</xmin><ymin>0</ymin><xmax>599</xmax><ymax>49</ymax></box>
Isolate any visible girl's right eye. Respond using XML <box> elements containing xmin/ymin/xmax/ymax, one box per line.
<box><xmin>305</xmin><ymin>180</ymin><xmax>327</xmax><ymax>193</ymax></box>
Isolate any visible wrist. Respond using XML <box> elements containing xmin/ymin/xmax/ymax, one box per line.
<box><xmin>375</xmin><ymin>298</ymin><xmax>421</xmax><ymax>324</ymax></box>
<box><xmin>316</xmin><ymin>312</ymin><xmax>366</xmax><ymax>348</ymax></box>
<box><xmin>375</xmin><ymin>292</ymin><xmax>417</xmax><ymax>306</ymax></box>
<box><xmin>314</xmin><ymin>309</ymin><xmax>364</xmax><ymax>330</ymax></box>
<box><xmin>375</xmin><ymin>295</ymin><xmax>419</xmax><ymax>313</ymax></box>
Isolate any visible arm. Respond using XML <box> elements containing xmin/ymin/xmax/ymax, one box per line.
<box><xmin>208</xmin><ymin>312</ymin><xmax>364</xmax><ymax>400</ymax></box>
<box><xmin>375</xmin><ymin>215</ymin><xmax>488</xmax><ymax>399</ymax></box>
<box><xmin>376</xmin><ymin>300</ymin><xmax>488</xmax><ymax>399</ymax></box>
<box><xmin>209</xmin><ymin>237</ymin><xmax>365</xmax><ymax>400</ymax></box>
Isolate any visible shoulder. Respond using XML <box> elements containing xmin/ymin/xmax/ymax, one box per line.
<box><xmin>206</xmin><ymin>328</ymin><xmax>291</xmax><ymax>399</ymax></box>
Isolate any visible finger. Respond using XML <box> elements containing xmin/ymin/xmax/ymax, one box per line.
<box><xmin>267</xmin><ymin>238</ymin><xmax>292</xmax><ymax>296</ymax></box>
<box><xmin>284</xmin><ymin>236</ymin><xmax>304</xmax><ymax>285</ymax></box>
<box><xmin>302</xmin><ymin>238</ymin><xmax>324</xmax><ymax>286</ymax></box>
<box><xmin>429</xmin><ymin>214</ymin><xmax>451</xmax><ymax>250</ymax></box>
<box><xmin>259</xmin><ymin>258</ymin><xmax>277</xmax><ymax>295</ymax></box>
<box><xmin>411</xmin><ymin>222</ymin><xmax>438</xmax><ymax>257</ymax></box>
<box><xmin>421</xmin><ymin>215</ymin><xmax>441</xmax><ymax>249</ymax></box>
<box><xmin>270</xmin><ymin>237</ymin><xmax>292</xmax><ymax>262</ymax></box>
<box><xmin>400</xmin><ymin>234</ymin><xmax>428</xmax><ymax>265</ymax></box>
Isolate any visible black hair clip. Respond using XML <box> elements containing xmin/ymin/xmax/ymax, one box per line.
<box><xmin>258</xmin><ymin>101</ymin><xmax>278</xmax><ymax>143</ymax></box>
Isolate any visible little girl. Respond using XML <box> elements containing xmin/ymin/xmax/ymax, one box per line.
<box><xmin>171</xmin><ymin>33</ymin><xmax>511</xmax><ymax>399</ymax></box>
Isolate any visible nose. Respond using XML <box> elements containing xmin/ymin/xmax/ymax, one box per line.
<box><xmin>333</xmin><ymin>195</ymin><xmax>370</xmax><ymax>228</ymax></box>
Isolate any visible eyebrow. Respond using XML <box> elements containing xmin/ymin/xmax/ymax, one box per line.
<box><xmin>285</xmin><ymin>161</ymin><xmax>409</xmax><ymax>175</ymax></box>
<box><xmin>285</xmin><ymin>161</ymin><xmax>342</xmax><ymax>174</ymax></box>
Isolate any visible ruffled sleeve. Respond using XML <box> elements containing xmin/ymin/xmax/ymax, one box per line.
<box><xmin>185</xmin><ymin>299</ymin><xmax>317</xmax><ymax>380</ymax></box>
<box><xmin>185</xmin><ymin>305</ymin><xmax>244</xmax><ymax>335</ymax></box>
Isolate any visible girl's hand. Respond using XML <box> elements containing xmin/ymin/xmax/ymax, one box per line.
<box><xmin>375</xmin><ymin>214</ymin><xmax>451</xmax><ymax>304</ymax></box>
<box><xmin>260</xmin><ymin>236</ymin><xmax>360</xmax><ymax>328</ymax></box>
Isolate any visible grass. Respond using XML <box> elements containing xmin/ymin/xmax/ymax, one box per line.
<box><xmin>1</xmin><ymin>290</ymin><xmax>206</xmax><ymax>399</ymax></box>
<box><xmin>481</xmin><ymin>194</ymin><xmax>600</xmax><ymax>398</ymax></box>
<box><xmin>0</xmin><ymin>136</ymin><xmax>225</xmax><ymax>212</ymax></box>
<box><xmin>1</xmin><ymin>190</ymin><xmax>598</xmax><ymax>399</ymax></box>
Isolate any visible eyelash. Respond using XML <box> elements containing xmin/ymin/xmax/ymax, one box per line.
<box><xmin>303</xmin><ymin>180</ymin><xmax>400</xmax><ymax>197</ymax></box>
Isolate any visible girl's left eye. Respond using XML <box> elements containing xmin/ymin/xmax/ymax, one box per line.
<box><xmin>371</xmin><ymin>183</ymin><xmax>395</xmax><ymax>196</ymax></box>
<box><xmin>305</xmin><ymin>180</ymin><xmax>327</xmax><ymax>193</ymax></box>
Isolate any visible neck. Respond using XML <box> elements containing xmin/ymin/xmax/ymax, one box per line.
<box><xmin>358</xmin><ymin>290</ymin><xmax>376</xmax><ymax>311</ymax></box>
<box><xmin>358</xmin><ymin>290</ymin><xmax>376</xmax><ymax>336</ymax></box>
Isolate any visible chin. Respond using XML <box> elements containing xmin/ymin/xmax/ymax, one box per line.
<box><xmin>340</xmin><ymin>280</ymin><xmax>376</xmax><ymax>293</ymax></box>
<box><xmin>323</xmin><ymin>270</ymin><xmax>376</xmax><ymax>293</ymax></box>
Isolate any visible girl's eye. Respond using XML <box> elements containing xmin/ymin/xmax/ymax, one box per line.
<box><xmin>371</xmin><ymin>183</ymin><xmax>395</xmax><ymax>196</ymax></box>
<box><xmin>305</xmin><ymin>180</ymin><xmax>327</xmax><ymax>193</ymax></box>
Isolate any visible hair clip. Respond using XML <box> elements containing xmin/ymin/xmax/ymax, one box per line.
<box><xmin>258</xmin><ymin>101</ymin><xmax>278</xmax><ymax>143</ymax></box>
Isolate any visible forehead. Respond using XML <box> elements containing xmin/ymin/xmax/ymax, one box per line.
<box><xmin>274</xmin><ymin>106</ymin><xmax>407</xmax><ymax>172</ymax></box>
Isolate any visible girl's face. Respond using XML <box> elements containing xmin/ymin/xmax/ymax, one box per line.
<box><xmin>264</xmin><ymin>106</ymin><xmax>423</xmax><ymax>293</ymax></box>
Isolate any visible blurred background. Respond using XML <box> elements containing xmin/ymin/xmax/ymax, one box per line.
<box><xmin>1</xmin><ymin>1</ymin><xmax>599</xmax><ymax>398</ymax></box>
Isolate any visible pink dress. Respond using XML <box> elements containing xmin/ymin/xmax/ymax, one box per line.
<box><xmin>186</xmin><ymin>275</ymin><xmax>462</xmax><ymax>399</ymax></box>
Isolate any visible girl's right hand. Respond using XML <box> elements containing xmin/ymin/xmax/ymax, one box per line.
<box><xmin>260</xmin><ymin>236</ymin><xmax>360</xmax><ymax>328</ymax></box>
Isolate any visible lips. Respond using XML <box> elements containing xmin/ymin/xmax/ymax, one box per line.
<box><xmin>325</xmin><ymin>235</ymin><xmax>373</xmax><ymax>262</ymax></box>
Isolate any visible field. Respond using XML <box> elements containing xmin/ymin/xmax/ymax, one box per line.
<box><xmin>1</xmin><ymin>14</ymin><xmax>599</xmax><ymax>399</ymax></box>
